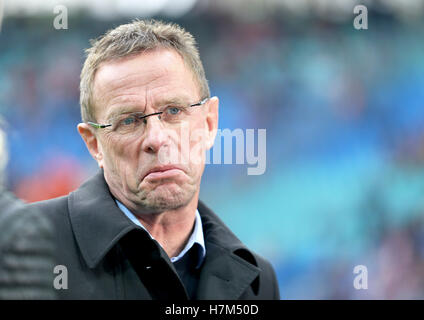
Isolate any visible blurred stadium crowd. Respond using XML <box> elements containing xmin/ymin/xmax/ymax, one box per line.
<box><xmin>1</xmin><ymin>1</ymin><xmax>424</xmax><ymax>299</ymax></box>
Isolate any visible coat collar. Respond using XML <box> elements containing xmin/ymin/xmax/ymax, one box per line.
<box><xmin>68</xmin><ymin>170</ymin><xmax>261</xmax><ymax>299</ymax></box>
<box><xmin>68</xmin><ymin>170</ymin><xmax>139</xmax><ymax>269</ymax></box>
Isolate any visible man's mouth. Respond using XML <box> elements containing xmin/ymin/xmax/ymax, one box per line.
<box><xmin>143</xmin><ymin>165</ymin><xmax>184</xmax><ymax>181</ymax></box>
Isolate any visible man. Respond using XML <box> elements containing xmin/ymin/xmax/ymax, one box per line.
<box><xmin>0</xmin><ymin>122</ymin><xmax>56</xmax><ymax>299</ymax></box>
<box><xmin>28</xmin><ymin>19</ymin><xmax>280</xmax><ymax>299</ymax></box>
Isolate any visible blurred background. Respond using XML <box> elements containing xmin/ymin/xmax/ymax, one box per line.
<box><xmin>1</xmin><ymin>0</ymin><xmax>424</xmax><ymax>299</ymax></box>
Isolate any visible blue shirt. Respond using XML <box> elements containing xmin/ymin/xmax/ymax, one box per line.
<box><xmin>115</xmin><ymin>200</ymin><xmax>206</xmax><ymax>268</ymax></box>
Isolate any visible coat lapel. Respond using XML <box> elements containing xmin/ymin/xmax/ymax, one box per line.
<box><xmin>196</xmin><ymin>242</ymin><xmax>260</xmax><ymax>299</ymax></box>
<box><xmin>67</xmin><ymin>170</ymin><xmax>138</xmax><ymax>269</ymax></box>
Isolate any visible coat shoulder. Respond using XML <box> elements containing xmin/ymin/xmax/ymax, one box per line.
<box><xmin>25</xmin><ymin>195</ymin><xmax>74</xmax><ymax>248</ymax></box>
<box><xmin>26</xmin><ymin>195</ymin><xmax>69</xmax><ymax>219</ymax></box>
<box><xmin>198</xmin><ymin>200</ymin><xmax>280</xmax><ymax>300</ymax></box>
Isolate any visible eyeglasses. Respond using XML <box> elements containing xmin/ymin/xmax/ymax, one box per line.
<box><xmin>87</xmin><ymin>97</ymin><xmax>209</xmax><ymax>135</ymax></box>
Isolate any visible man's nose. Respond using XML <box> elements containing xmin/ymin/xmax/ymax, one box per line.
<box><xmin>141</xmin><ymin>115</ymin><xmax>168</xmax><ymax>154</ymax></box>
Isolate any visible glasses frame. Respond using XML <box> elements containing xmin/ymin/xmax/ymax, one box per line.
<box><xmin>87</xmin><ymin>97</ymin><xmax>209</xmax><ymax>130</ymax></box>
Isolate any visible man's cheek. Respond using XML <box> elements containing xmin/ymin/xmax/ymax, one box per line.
<box><xmin>189</xmin><ymin>127</ymin><xmax>207</xmax><ymax>166</ymax></box>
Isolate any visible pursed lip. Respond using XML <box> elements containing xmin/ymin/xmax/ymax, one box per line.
<box><xmin>142</xmin><ymin>165</ymin><xmax>185</xmax><ymax>180</ymax></box>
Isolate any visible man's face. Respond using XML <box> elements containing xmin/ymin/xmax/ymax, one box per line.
<box><xmin>78</xmin><ymin>48</ymin><xmax>218</xmax><ymax>214</ymax></box>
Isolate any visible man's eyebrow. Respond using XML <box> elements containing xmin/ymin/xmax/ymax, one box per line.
<box><xmin>105</xmin><ymin>106</ymin><xmax>143</xmax><ymax>122</ymax></box>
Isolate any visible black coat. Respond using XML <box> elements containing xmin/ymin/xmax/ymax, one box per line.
<box><xmin>0</xmin><ymin>190</ymin><xmax>56</xmax><ymax>299</ymax></box>
<box><xmin>28</xmin><ymin>170</ymin><xmax>280</xmax><ymax>300</ymax></box>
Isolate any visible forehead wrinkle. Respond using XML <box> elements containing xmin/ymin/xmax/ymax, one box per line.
<box><xmin>93</xmin><ymin>49</ymin><xmax>199</xmax><ymax>122</ymax></box>
<box><xmin>94</xmin><ymin>62</ymin><xmax>163</xmax><ymax>108</ymax></box>
<box><xmin>96</xmin><ymin>73</ymin><xmax>150</xmax><ymax>106</ymax></box>
<box><xmin>97</xmin><ymin>55</ymin><xmax>170</xmax><ymax>97</ymax></box>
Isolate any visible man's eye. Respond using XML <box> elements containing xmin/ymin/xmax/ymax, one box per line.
<box><xmin>123</xmin><ymin>117</ymin><xmax>136</xmax><ymax>125</ymax></box>
<box><xmin>165</xmin><ymin>107</ymin><xmax>182</xmax><ymax>115</ymax></box>
<box><xmin>119</xmin><ymin>115</ymin><xmax>140</xmax><ymax>127</ymax></box>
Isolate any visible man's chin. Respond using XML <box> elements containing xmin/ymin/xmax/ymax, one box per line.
<box><xmin>138</xmin><ymin>198</ymin><xmax>187</xmax><ymax>214</ymax></box>
<box><xmin>135</xmin><ymin>186</ymin><xmax>194</xmax><ymax>213</ymax></box>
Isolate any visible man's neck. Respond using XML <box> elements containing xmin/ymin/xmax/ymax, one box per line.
<box><xmin>127</xmin><ymin>195</ymin><xmax>199</xmax><ymax>259</ymax></box>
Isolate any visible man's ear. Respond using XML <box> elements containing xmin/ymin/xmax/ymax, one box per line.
<box><xmin>205</xmin><ymin>96</ymin><xmax>219</xmax><ymax>150</ymax></box>
<box><xmin>77</xmin><ymin>123</ymin><xmax>104</xmax><ymax>168</ymax></box>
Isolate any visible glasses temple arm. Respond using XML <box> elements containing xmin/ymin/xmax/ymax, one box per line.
<box><xmin>87</xmin><ymin>122</ymin><xmax>112</xmax><ymax>129</ymax></box>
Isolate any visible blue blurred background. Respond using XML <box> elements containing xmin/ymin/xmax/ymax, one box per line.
<box><xmin>1</xmin><ymin>0</ymin><xmax>424</xmax><ymax>299</ymax></box>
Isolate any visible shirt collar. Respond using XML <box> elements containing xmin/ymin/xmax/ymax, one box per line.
<box><xmin>115</xmin><ymin>200</ymin><xmax>206</xmax><ymax>269</ymax></box>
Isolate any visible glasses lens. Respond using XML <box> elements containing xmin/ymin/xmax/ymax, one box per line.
<box><xmin>114</xmin><ymin>113</ymin><xmax>145</xmax><ymax>133</ymax></box>
<box><xmin>111</xmin><ymin>99</ymin><xmax>205</xmax><ymax>135</ymax></box>
<box><xmin>160</xmin><ymin>106</ymin><xmax>187</xmax><ymax>123</ymax></box>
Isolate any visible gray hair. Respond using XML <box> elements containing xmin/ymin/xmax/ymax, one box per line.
<box><xmin>80</xmin><ymin>19</ymin><xmax>210</xmax><ymax>123</ymax></box>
